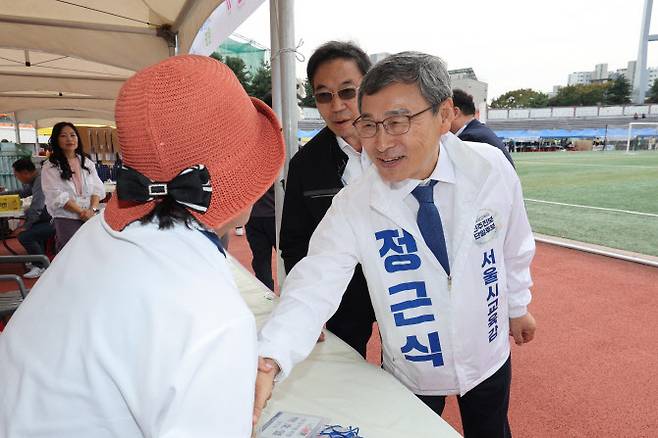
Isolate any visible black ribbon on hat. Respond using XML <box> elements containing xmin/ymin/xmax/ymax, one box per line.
<box><xmin>116</xmin><ymin>164</ymin><xmax>212</xmax><ymax>213</ymax></box>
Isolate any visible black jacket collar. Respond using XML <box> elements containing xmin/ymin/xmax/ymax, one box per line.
<box><xmin>309</xmin><ymin>127</ymin><xmax>348</xmax><ymax>178</ymax></box>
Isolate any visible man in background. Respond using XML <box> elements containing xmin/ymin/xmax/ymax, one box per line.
<box><xmin>245</xmin><ymin>184</ymin><xmax>276</xmax><ymax>290</ymax></box>
<box><xmin>245</xmin><ymin>92</ymin><xmax>276</xmax><ymax>291</ymax></box>
<box><xmin>1</xmin><ymin>158</ymin><xmax>54</xmax><ymax>278</ymax></box>
<box><xmin>450</xmin><ymin>89</ymin><xmax>514</xmax><ymax>166</ymax></box>
<box><xmin>279</xmin><ymin>41</ymin><xmax>376</xmax><ymax>357</ymax></box>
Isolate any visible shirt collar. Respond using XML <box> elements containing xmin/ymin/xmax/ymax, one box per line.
<box><xmin>389</xmin><ymin>139</ymin><xmax>456</xmax><ymax>199</ymax></box>
<box><xmin>336</xmin><ymin>135</ymin><xmax>361</xmax><ymax>156</ymax></box>
<box><xmin>454</xmin><ymin>117</ymin><xmax>475</xmax><ymax>136</ymax></box>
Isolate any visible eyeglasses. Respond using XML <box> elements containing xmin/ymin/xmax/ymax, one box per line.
<box><xmin>352</xmin><ymin>105</ymin><xmax>436</xmax><ymax>138</ymax></box>
<box><xmin>314</xmin><ymin>87</ymin><xmax>358</xmax><ymax>104</ymax></box>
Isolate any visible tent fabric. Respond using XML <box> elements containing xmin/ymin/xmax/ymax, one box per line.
<box><xmin>0</xmin><ymin>0</ymin><xmax>227</xmax><ymax>125</ymax></box>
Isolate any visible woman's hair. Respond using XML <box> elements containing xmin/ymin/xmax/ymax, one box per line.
<box><xmin>47</xmin><ymin>122</ymin><xmax>91</xmax><ymax>180</ymax></box>
<box><xmin>138</xmin><ymin>197</ymin><xmax>198</xmax><ymax>230</ymax></box>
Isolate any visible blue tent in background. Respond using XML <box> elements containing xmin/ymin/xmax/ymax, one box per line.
<box><xmin>298</xmin><ymin>129</ymin><xmax>322</xmax><ymax>145</ymax></box>
<box><xmin>495</xmin><ymin>126</ymin><xmax>658</xmax><ymax>140</ymax></box>
<box><xmin>298</xmin><ymin>126</ymin><xmax>658</xmax><ymax>142</ymax></box>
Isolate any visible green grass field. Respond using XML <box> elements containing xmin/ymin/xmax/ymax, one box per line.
<box><xmin>514</xmin><ymin>151</ymin><xmax>658</xmax><ymax>257</ymax></box>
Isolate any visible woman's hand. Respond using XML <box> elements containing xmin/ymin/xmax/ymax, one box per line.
<box><xmin>79</xmin><ymin>209</ymin><xmax>94</xmax><ymax>222</ymax></box>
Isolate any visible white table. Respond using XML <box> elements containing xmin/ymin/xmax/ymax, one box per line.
<box><xmin>229</xmin><ymin>257</ymin><xmax>461</xmax><ymax>438</ymax></box>
<box><xmin>0</xmin><ymin>210</ymin><xmax>23</xmax><ymax>219</ymax></box>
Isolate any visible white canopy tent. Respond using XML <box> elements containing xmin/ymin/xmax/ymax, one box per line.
<box><xmin>0</xmin><ymin>0</ymin><xmax>297</xmax><ymax>283</ymax></box>
<box><xmin>0</xmin><ymin>0</ymin><xmax>279</xmax><ymax>127</ymax></box>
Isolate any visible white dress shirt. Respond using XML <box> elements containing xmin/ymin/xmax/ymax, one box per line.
<box><xmin>336</xmin><ymin>135</ymin><xmax>372</xmax><ymax>186</ymax></box>
<box><xmin>454</xmin><ymin>117</ymin><xmax>475</xmax><ymax>137</ymax></box>
<box><xmin>392</xmin><ymin>142</ymin><xmax>456</xmax><ymax>267</ymax></box>
<box><xmin>40</xmin><ymin>156</ymin><xmax>105</xmax><ymax>219</ymax></box>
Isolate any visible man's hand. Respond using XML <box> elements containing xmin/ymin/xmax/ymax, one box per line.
<box><xmin>509</xmin><ymin>312</ymin><xmax>536</xmax><ymax>346</ymax></box>
<box><xmin>253</xmin><ymin>357</ymin><xmax>280</xmax><ymax>431</ymax></box>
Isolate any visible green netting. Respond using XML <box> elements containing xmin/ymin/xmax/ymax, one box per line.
<box><xmin>216</xmin><ymin>38</ymin><xmax>266</xmax><ymax>76</ymax></box>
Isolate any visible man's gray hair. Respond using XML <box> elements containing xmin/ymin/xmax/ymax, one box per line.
<box><xmin>358</xmin><ymin>52</ymin><xmax>452</xmax><ymax>113</ymax></box>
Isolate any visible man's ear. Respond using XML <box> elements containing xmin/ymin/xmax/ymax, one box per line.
<box><xmin>436</xmin><ymin>98</ymin><xmax>455</xmax><ymax>134</ymax></box>
<box><xmin>440</xmin><ymin>98</ymin><xmax>455</xmax><ymax>124</ymax></box>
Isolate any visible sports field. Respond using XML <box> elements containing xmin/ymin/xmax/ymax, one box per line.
<box><xmin>514</xmin><ymin>150</ymin><xmax>658</xmax><ymax>257</ymax></box>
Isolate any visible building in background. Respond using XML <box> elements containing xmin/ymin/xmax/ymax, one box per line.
<box><xmin>592</xmin><ymin>63</ymin><xmax>609</xmax><ymax>82</ymax></box>
<box><xmin>449</xmin><ymin>67</ymin><xmax>488</xmax><ymax>119</ymax></box>
<box><xmin>566</xmin><ymin>61</ymin><xmax>658</xmax><ymax>93</ymax></box>
<box><xmin>568</xmin><ymin>71</ymin><xmax>593</xmax><ymax>86</ymax></box>
<box><xmin>369</xmin><ymin>52</ymin><xmax>390</xmax><ymax>65</ymax></box>
<box><xmin>624</xmin><ymin>62</ymin><xmax>658</xmax><ymax>89</ymax></box>
<box><xmin>548</xmin><ymin>85</ymin><xmax>563</xmax><ymax>99</ymax></box>
<box><xmin>615</xmin><ymin>61</ymin><xmax>637</xmax><ymax>85</ymax></box>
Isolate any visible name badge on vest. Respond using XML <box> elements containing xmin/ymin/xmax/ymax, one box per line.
<box><xmin>473</xmin><ymin>209</ymin><xmax>498</xmax><ymax>244</ymax></box>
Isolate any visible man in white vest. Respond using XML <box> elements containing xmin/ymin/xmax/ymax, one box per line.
<box><xmin>255</xmin><ymin>52</ymin><xmax>536</xmax><ymax>438</ymax></box>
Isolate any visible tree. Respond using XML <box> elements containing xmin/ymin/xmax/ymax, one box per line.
<box><xmin>490</xmin><ymin>89</ymin><xmax>549</xmax><ymax>108</ymax></box>
<box><xmin>548</xmin><ymin>83</ymin><xmax>607</xmax><ymax>107</ymax></box>
<box><xmin>647</xmin><ymin>78</ymin><xmax>658</xmax><ymax>104</ymax></box>
<box><xmin>249</xmin><ymin>62</ymin><xmax>272</xmax><ymax>101</ymax></box>
<box><xmin>210</xmin><ymin>53</ymin><xmax>251</xmax><ymax>91</ymax></box>
<box><xmin>299</xmin><ymin>79</ymin><xmax>316</xmax><ymax>108</ymax></box>
<box><xmin>604</xmin><ymin>76</ymin><xmax>631</xmax><ymax>105</ymax></box>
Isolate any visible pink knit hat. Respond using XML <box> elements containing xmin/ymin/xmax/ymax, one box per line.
<box><xmin>104</xmin><ymin>55</ymin><xmax>284</xmax><ymax>231</ymax></box>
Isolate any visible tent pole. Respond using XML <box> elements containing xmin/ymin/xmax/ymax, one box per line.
<box><xmin>34</xmin><ymin>120</ymin><xmax>40</xmax><ymax>154</ymax></box>
<box><xmin>12</xmin><ymin>113</ymin><xmax>21</xmax><ymax>145</ymax></box>
<box><xmin>272</xmin><ymin>0</ymin><xmax>297</xmax><ymax>289</ymax></box>
<box><xmin>278</xmin><ymin>0</ymin><xmax>298</xmax><ymax>177</ymax></box>
<box><xmin>270</xmin><ymin>1</ymin><xmax>282</xmax><ymax>118</ymax></box>
<box><xmin>270</xmin><ymin>0</ymin><xmax>286</xmax><ymax>288</ymax></box>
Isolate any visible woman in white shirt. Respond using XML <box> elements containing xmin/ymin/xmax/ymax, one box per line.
<box><xmin>41</xmin><ymin>122</ymin><xmax>105</xmax><ymax>252</ymax></box>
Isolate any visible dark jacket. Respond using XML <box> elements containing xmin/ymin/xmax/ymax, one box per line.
<box><xmin>279</xmin><ymin>127</ymin><xmax>374</xmax><ymax>332</ymax></box>
<box><xmin>280</xmin><ymin>127</ymin><xmax>348</xmax><ymax>269</ymax></box>
<box><xmin>250</xmin><ymin>185</ymin><xmax>275</xmax><ymax>218</ymax></box>
<box><xmin>459</xmin><ymin>119</ymin><xmax>515</xmax><ymax>167</ymax></box>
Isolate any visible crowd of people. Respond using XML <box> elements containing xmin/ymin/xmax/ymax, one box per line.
<box><xmin>0</xmin><ymin>42</ymin><xmax>536</xmax><ymax>438</ymax></box>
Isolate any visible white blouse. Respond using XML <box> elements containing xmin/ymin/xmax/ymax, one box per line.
<box><xmin>41</xmin><ymin>155</ymin><xmax>105</xmax><ymax>220</ymax></box>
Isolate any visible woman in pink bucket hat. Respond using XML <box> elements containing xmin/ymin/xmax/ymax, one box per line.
<box><xmin>0</xmin><ymin>55</ymin><xmax>285</xmax><ymax>437</ymax></box>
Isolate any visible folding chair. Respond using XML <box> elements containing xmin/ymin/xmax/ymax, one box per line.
<box><xmin>0</xmin><ymin>255</ymin><xmax>50</xmax><ymax>318</ymax></box>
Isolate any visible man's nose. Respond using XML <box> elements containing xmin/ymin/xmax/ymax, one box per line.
<box><xmin>330</xmin><ymin>94</ymin><xmax>347</xmax><ymax>112</ymax></box>
<box><xmin>374</xmin><ymin>125</ymin><xmax>395</xmax><ymax>153</ymax></box>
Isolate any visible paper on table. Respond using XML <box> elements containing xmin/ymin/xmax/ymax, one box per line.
<box><xmin>259</xmin><ymin>411</ymin><xmax>328</xmax><ymax>438</ymax></box>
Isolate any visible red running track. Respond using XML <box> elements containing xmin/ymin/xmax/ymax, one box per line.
<box><xmin>227</xmin><ymin>234</ymin><xmax>658</xmax><ymax>437</ymax></box>
<box><xmin>2</xmin><ymin>233</ymin><xmax>657</xmax><ymax>436</ymax></box>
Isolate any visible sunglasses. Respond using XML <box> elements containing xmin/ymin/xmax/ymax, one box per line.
<box><xmin>314</xmin><ymin>87</ymin><xmax>358</xmax><ymax>104</ymax></box>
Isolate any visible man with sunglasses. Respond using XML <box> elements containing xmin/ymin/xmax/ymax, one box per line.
<box><xmin>257</xmin><ymin>52</ymin><xmax>537</xmax><ymax>437</ymax></box>
<box><xmin>278</xmin><ymin>41</ymin><xmax>376</xmax><ymax>358</ymax></box>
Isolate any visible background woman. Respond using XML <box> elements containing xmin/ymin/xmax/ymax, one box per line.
<box><xmin>41</xmin><ymin>122</ymin><xmax>105</xmax><ymax>252</ymax></box>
